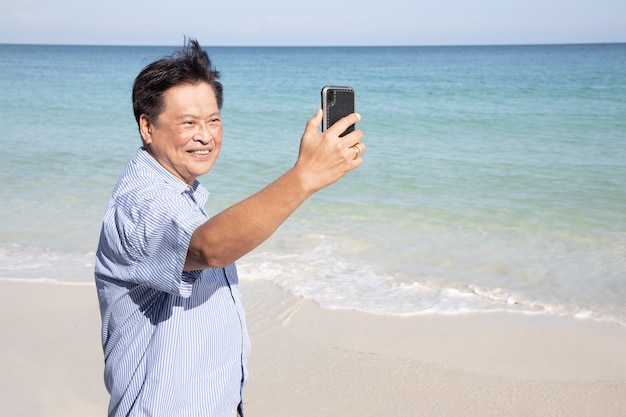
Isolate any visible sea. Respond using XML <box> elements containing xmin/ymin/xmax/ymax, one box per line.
<box><xmin>1</xmin><ymin>43</ymin><xmax>625</xmax><ymax>326</ymax></box>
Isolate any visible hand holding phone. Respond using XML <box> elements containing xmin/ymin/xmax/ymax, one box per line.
<box><xmin>321</xmin><ymin>86</ymin><xmax>355</xmax><ymax>137</ymax></box>
<box><xmin>294</xmin><ymin>89</ymin><xmax>363</xmax><ymax>193</ymax></box>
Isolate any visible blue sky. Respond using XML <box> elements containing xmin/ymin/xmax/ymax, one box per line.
<box><xmin>1</xmin><ymin>0</ymin><xmax>625</xmax><ymax>46</ymax></box>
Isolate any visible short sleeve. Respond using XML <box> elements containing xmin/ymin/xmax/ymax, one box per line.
<box><xmin>119</xmin><ymin>189</ymin><xmax>207</xmax><ymax>297</ymax></box>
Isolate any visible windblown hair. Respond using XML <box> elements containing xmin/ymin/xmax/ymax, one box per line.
<box><xmin>132</xmin><ymin>38</ymin><xmax>223</xmax><ymax>126</ymax></box>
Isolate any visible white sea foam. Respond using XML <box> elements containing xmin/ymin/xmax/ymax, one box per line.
<box><xmin>0</xmin><ymin>243</ymin><xmax>95</xmax><ymax>283</ymax></box>
<box><xmin>1</xmin><ymin>239</ymin><xmax>623</xmax><ymax>326</ymax></box>
<box><xmin>237</xmin><ymin>239</ymin><xmax>626</xmax><ymax>326</ymax></box>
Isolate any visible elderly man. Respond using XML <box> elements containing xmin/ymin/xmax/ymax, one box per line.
<box><xmin>94</xmin><ymin>38</ymin><xmax>365</xmax><ymax>417</ymax></box>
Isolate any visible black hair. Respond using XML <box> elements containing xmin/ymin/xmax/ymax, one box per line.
<box><xmin>132</xmin><ymin>38</ymin><xmax>223</xmax><ymax>126</ymax></box>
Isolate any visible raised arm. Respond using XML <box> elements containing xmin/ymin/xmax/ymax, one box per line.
<box><xmin>184</xmin><ymin>109</ymin><xmax>365</xmax><ymax>270</ymax></box>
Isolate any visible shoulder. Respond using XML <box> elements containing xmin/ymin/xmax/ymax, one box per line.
<box><xmin>111</xmin><ymin>149</ymin><xmax>194</xmax><ymax>210</ymax></box>
<box><xmin>102</xmin><ymin>148</ymin><xmax>208</xmax><ymax>233</ymax></box>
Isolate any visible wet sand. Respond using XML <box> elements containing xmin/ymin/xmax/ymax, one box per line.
<box><xmin>1</xmin><ymin>279</ymin><xmax>624</xmax><ymax>417</ymax></box>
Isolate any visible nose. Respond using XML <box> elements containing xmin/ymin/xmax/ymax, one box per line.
<box><xmin>194</xmin><ymin>124</ymin><xmax>213</xmax><ymax>143</ymax></box>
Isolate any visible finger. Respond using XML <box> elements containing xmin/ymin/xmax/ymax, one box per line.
<box><xmin>339</xmin><ymin>127</ymin><xmax>364</xmax><ymax>150</ymax></box>
<box><xmin>328</xmin><ymin>112</ymin><xmax>361</xmax><ymax>136</ymax></box>
<box><xmin>304</xmin><ymin>108</ymin><xmax>323</xmax><ymax>136</ymax></box>
<box><xmin>349</xmin><ymin>142</ymin><xmax>366</xmax><ymax>160</ymax></box>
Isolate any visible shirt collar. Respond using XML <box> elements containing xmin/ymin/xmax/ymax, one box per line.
<box><xmin>134</xmin><ymin>147</ymin><xmax>203</xmax><ymax>195</ymax></box>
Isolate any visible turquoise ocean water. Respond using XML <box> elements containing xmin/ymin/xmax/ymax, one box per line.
<box><xmin>1</xmin><ymin>43</ymin><xmax>625</xmax><ymax>325</ymax></box>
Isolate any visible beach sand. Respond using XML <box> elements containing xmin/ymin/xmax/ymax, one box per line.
<box><xmin>1</xmin><ymin>279</ymin><xmax>625</xmax><ymax>417</ymax></box>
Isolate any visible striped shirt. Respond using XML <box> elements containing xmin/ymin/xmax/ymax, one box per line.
<box><xmin>95</xmin><ymin>148</ymin><xmax>250</xmax><ymax>417</ymax></box>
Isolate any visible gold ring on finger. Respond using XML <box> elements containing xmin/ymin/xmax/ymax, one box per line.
<box><xmin>351</xmin><ymin>144</ymin><xmax>361</xmax><ymax>160</ymax></box>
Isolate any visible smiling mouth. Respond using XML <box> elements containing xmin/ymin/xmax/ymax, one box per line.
<box><xmin>189</xmin><ymin>150</ymin><xmax>211</xmax><ymax>156</ymax></box>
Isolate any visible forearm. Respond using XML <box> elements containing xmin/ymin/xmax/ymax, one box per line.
<box><xmin>185</xmin><ymin>166</ymin><xmax>312</xmax><ymax>270</ymax></box>
<box><xmin>185</xmin><ymin>110</ymin><xmax>364</xmax><ymax>270</ymax></box>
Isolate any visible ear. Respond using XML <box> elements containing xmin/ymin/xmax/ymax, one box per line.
<box><xmin>139</xmin><ymin>114</ymin><xmax>153</xmax><ymax>145</ymax></box>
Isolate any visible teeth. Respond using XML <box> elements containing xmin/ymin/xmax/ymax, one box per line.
<box><xmin>191</xmin><ymin>150</ymin><xmax>210</xmax><ymax>155</ymax></box>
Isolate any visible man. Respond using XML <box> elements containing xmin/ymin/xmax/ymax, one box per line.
<box><xmin>94</xmin><ymin>38</ymin><xmax>365</xmax><ymax>417</ymax></box>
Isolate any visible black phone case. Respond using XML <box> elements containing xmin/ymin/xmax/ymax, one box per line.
<box><xmin>321</xmin><ymin>86</ymin><xmax>355</xmax><ymax>137</ymax></box>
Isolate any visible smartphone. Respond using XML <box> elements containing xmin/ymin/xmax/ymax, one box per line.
<box><xmin>321</xmin><ymin>86</ymin><xmax>355</xmax><ymax>137</ymax></box>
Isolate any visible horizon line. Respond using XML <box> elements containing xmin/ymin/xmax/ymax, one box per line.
<box><xmin>1</xmin><ymin>41</ymin><xmax>625</xmax><ymax>48</ymax></box>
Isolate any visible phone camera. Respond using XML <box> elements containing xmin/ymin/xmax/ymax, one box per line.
<box><xmin>327</xmin><ymin>90</ymin><xmax>336</xmax><ymax>105</ymax></box>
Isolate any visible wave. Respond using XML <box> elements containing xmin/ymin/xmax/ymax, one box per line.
<box><xmin>3</xmin><ymin>241</ymin><xmax>624</xmax><ymax>327</ymax></box>
<box><xmin>0</xmin><ymin>243</ymin><xmax>95</xmax><ymax>283</ymax></box>
<box><xmin>237</xmin><ymin>240</ymin><xmax>626</xmax><ymax>327</ymax></box>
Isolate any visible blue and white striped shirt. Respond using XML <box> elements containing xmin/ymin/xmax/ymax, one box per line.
<box><xmin>95</xmin><ymin>148</ymin><xmax>250</xmax><ymax>417</ymax></box>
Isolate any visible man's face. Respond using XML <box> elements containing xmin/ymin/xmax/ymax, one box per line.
<box><xmin>140</xmin><ymin>82</ymin><xmax>223</xmax><ymax>185</ymax></box>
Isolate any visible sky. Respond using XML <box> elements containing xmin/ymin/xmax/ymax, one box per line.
<box><xmin>1</xmin><ymin>0</ymin><xmax>625</xmax><ymax>46</ymax></box>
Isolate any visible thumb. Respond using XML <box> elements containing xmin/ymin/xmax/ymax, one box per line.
<box><xmin>304</xmin><ymin>108</ymin><xmax>323</xmax><ymax>136</ymax></box>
